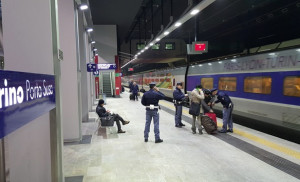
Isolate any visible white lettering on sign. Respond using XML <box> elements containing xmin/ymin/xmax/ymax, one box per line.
<box><xmin>97</xmin><ymin>64</ymin><xmax>116</xmax><ymax>70</ymax></box>
<box><xmin>0</xmin><ymin>79</ymin><xmax>54</xmax><ymax>109</ymax></box>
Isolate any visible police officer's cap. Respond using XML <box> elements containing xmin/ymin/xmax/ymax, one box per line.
<box><xmin>210</xmin><ymin>88</ymin><xmax>218</xmax><ymax>93</ymax></box>
<box><xmin>149</xmin><ymin>82</ymin><xmax>156</xmax><ymax>86</ymax></box>
<box><xmin>98</xmin><ymin>99</ymin><xmax>104</xmax><ymax>105</ymax></box>
<box><xmin>176</xmin><ymin>82</ymin><xmax>183</xmax><ymax>86</ymax></box>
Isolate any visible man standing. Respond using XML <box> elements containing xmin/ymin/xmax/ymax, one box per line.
<box><xmin>129</xmin><ymin>80</ymin><xmax>133</xmax><ymax>92</ymax></box>
<box><xmin>211</xmin><ymin>88</ymin><xmax>234</xmax><ymax>133</ymax></box>
<box><xmin>173</xmin><ymin>82</ymin><xmax>188</xmax><ymax>128</ymax></box>
<box><xmin>141</xmin><ymin>82</ymin><xmax>165</xmax><ymax>143</ymax></box>
<box><xmin>190</xmin><ymin>85</ymin><xmax>205</xmax><ymax>134</ymax></box>
<box><xmin>132</xmin><ymin>82</ymin><xmax>139</xmax><ymax>101</ymax></box>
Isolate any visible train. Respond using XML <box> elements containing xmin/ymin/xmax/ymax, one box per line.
<box><xmin>122</xmin><ymin>48</ymin><xmax>300</xmax><ymax>140</ymax></box>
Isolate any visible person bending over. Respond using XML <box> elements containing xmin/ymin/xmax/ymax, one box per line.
<box><xmin>96</xmin><ymin>99</ymin><xmax>130</xmax><ymax>133</ymax></box>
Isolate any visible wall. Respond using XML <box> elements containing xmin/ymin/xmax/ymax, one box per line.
<box><xmin>58</xmin><ymin>0</ymin><xmax>81</xmax><ymax>141</ymax></box>
<box><xmin>2</xmin><ymin>0</ymin><xmax>54</xmax><ymax>181</ymax></box>
<box><xmin>94</xmin><ymin>25</ymin><xmax>118</xmax><ymax>64</ymax></box>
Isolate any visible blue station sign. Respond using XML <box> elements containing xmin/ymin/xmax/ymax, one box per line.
<box><xmin>0</xmin><ymin>70</ymin><xmax>56</xmax><ymax>138</ymax></box>
<box><xmin>87</xmin><ymin>63</ymin><xmax>97</xmax><ymax>72</ymax></box>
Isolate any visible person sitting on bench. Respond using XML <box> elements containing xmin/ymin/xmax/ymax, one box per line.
<box><xmin>96</xmin><ymin>99</ymin><xmax>130</xmax><ymax>133</ymax></box>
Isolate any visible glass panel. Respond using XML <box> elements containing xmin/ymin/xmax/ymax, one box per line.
<box><xmin>152</xmin><ymin>43</ymin><xmax>160</xmax><ymax>50</ymax></box>
<box><xmin>218</xmin><ymin>77</ymin><xmax>237</xmax><ymax>91</ymax></box>
<box><xmin>283</xmin><ymin>76</ymin><xmax>300</xmax><ymax>97</ymax></box>
<box><xmin>244</xmin><ymin>76</ymin><xmax>272</xmax><ymax>94</ymax></box>
<box><xmin>165</xmin><ymin>43</ymin><xmax>174</xmax><ymax>50</ymax></box>
<box><xmin>201</xmin><ymin>78</ymin><xmax>214</xmax><ymax>89</ymax></box>
<box><xmin>137</xmin><ymin>43</ymin><xmax>145</xmax><ymax>50</ymax></box>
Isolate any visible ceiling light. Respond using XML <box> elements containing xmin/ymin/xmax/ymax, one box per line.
<box><xmin>233</xmin><ymin>56</ymin><xmax>237</xmax><ymax>58</ymax></box>
<box><xmin>218</xmin><ymin>61</ymin><xmax>222</xmax><ymax>64</ymax></box>
<box><xmin>137</xmin><ymin>53</ymin><xmax>141</xmax><ymax>55</ymax></box>
<box><xmin>208</xmin><ymin>63</ymin><xmax>212</xmax><ymax>66</ymax></box>
<box><xmin>297</xmin><ymin>49</ymin><xmax>300</xmax><ymax>52</ymax></box>
<box><xmin>269</xmin><ymin>53</ymin><xmax>275</xmax><ymax>56</ymax></box>
<box><xmin>93</xmin><ymin>48</ymin><xmax>97</xmax><ymax>51</ymax></box>
<box><xmin>192</xmin><ymin>66</ymin><xmax>195</xmax><ymax>68</ymax></box>
<box><xmin>150</xmin><ymin>42</ymin><xmax>154</xmax><ymax>46</ymax></box>
<box><xmin>231</xmin><ymin>59</ymin><xmax>237</xmax><ymax>62</ymax></box>
<box><xmin>164</xmin><ymin>31</ymin><xmax>169</xmax><ymax>35</ymax></box>
<box><xmin>175</xmin><ymin>22</ymin><xmax>182</xmax><ymax>27</ymax></box>
<box><xmin>145</xmin><ymin>46</ymin><xmax>149</xmax><ymax>49</ymax></box>
<box><xmin>141</xmin><ymin>50</ymin><xmax>144</xmax><ymax>53</ymax></box>
<box><xmin>91</xmin><ymin>41</ymin><xmax>96</xmax><ymax>44</ymax></box>
<box><xmin>95</xmin><ymin>54</ymin><xmax>98</xmax><ymax>56</ymax></box>
<box><xmin>190</xmin><ymin>9</ymin><xmax>200</xmax><ymax>15</ymax></box>
<box><xmin>199</xmin><ymin>64</ymin><xmax>202</xmax><ymax>67</ymax></box>
<box><xmin>79</xmin><ymin>4</ymin><xmax>88</xmax><ymax>10</ymax></box>
<box><xmin>156</xmin><ymin>38</ymin><xmax>160</xmax><ymax>41</ymax></box>
<box><xmin>86</xmin><ymin>28</ymin><xmax>93</xmax><ymax>32</ymax></box>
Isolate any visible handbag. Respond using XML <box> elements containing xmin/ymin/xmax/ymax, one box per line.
<box><xmin>189</xmin><ymin>102</ymin><xmax>200</xmax><ymax>116</ymax></box>
<box><xmin>100</xmin><ymin>115</ymin><xmax>115</xmax><ymax>127</ymax></box>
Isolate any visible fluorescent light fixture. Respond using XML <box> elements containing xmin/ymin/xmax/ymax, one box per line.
<box><xmin>164</xmin><ymin>31</ymin><xmax>169</xmax><ymax>35</ymax></box>
<box><xmin>93</xmin><ymin>48</ymin><xmax>97</xmax><ymax>51</ymax></box>
<box><xmin>91</xmin><ymin>41</ymin><xmax>96</xmax><ymax>44</ymax></box>
<box><xmin>231</xmin><ymin>59</ymin><xmax>237</xmax><ymax>62</ymax></box>
<box><xmin>141</xmin><ymin>50</ymin><xmax>144</xmax><ymax>53</ymax></box>
<box><xmin>79</xmin><ymin>4</ymin><xmax>88</xmax><ymax>10</ymax></box>
<box><xmin>175</xmin><ymin>22</ymin><xmax>182</xmax><ymax>27</ymax></box>
<box><xmin>269</xmin><ymin>53</ymin><xmax>275</xmax><ymax>56</ymax></box>
<box><xmin>225</xmin><ymin>58</ymin><xmax>227</xmax><ymax>59</ymax></box>
<box><xmin>192</xmin><ymin>66</ymin><xmax>195</xmax><ymax>68</ymax></box>
<box><xmin>218</xmin><ymin>61</ymin><xmax>222</xmax><ymax>64</ymax></box>
<box><xmin>296</xmin><ymin>49</ymin><xmax>300</xmax><ymax>52</ymax></box>
<box><xmin>233</xmin><ymin>56</ymin><xmax>237</xmax><ymax>58</ymax></box>
<box><xmin>137</xmin><ymin>53</ymin><xmax>141</xmax><ymax>55</ymax></box>
<box><xmin>156</xmin><ymin>38</ymin><xmax>160</xmax><ymax>41</ymax></box>
<box><xmin>150</xmin><ymin>43</ymin><xmax>154</xmax><ymax>46</ymax></box>
<box><xmin>95</xmin><ymin>54</ymin><xmax>98</xmax><ymax>56</ymax></box>
<box><xmin>190</xmin><ymin>9</ymin><xmax>200</xmax><ymax>15</ymax></box>
<box><xmin>145</xmin><ymin>46</ymin><xmax>149</xmax><ymax>49</ymax></box>
<box><xmin>86</xmin><ymin>28</ymin><xmax>93</xmax><ymax>32</ymax></box>
<box><xmin>208</xmin><ymin>63</ymin><xmax>212</xmax><ymax>66</ymax></box>
<box><xmin>199</xmin><ymin>64</ymin><xmax>202</xmax><ymax>67</ymax></box>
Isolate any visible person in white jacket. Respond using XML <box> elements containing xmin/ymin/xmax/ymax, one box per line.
<box><xmin>190</xmin><ymin>85</ymin><xmax>205</xmax><ymax>134</ymax></box>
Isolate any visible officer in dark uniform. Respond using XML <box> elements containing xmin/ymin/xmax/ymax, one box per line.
<box><xmin>141</xmin><ymin>82</ymin><xmax>165</xmax><ymax>143</ymax></box>
<box><xmin>211</xmin><ymin>88</ymin><xmax>234</xmax><ymax>133</ymax></box>
<box><xmin>173</xmin><ymin>82</ymin><xmax>188</xmax><ymax>128</ymax></box>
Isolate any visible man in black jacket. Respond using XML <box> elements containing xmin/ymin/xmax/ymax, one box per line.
<box><xmin>96</xmin><ymin>99</ymin><xmax>130</xmax><ymax>133</ymax></box>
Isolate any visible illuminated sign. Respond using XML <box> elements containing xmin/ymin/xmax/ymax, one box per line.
<box><xmin>187</xmin><ymin>41</ymin><xmax>208</xmax><ymax>55</ymax></box>
<box><xmin>128</xmin><ymin>68</ymin><xmax>134</xmax><ymax>71</ymax></box>
<box><xmin>0</xmin><ymin>70</ymin><xmax>55</xmax><ymax>138</ymax></box>
<box><xmin>97</xmin><ymin>64</ymin><xmax>116</xmax><ymax>70</ymax></box>
<box><xmin>195</xmin><ymin>43</ymin><xmax>206</xmax><ymax>51</ymax></box>
<box><xmin>87</xmin><ymin>63</ymin><xmax>97</xmax><ymax>72</ymax></box>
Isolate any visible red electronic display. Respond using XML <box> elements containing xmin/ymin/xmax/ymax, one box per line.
<box><xmin>128</xmin><ymin>68</ymin><xmax>134</xmax><ymax>71</ymax></box>
<box><xmin>195</xmin><ymin>43</ymin><xmax>206</xmax><ymax>51</ymax></box>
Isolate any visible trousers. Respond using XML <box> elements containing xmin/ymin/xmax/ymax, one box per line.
<box><xmin>112</xmin><ymin>114</ymin><xmax>124</xmax><ymax>131</ymax></box>
<box><xmin>222</xmin><ymin>105</ymin><xmax>234</xmax><ymax>130</ymax></box>
<box><xmin>175</xmin><ymin>105</ymin><xmax>183</xmax><ymax>125</ymax></box>
<box><xmin>192</xmin><ymin>114</ymin><xmax>202</xmax><ymax>131</ymax></box>
<box><xmin>144</xmin><ymin>110</ymin><xmax>160</xmax><ymax>140</ymax></box>
<box><xmin>133</xmin><ymin>93</ymin><xmax>138</xmax><ymax>100</ymax></box>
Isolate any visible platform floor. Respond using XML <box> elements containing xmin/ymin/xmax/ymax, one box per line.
<box><xmin>64</xmin><ymin>91</ymin><xmax>300</xmax><ymax>182</ymax></box>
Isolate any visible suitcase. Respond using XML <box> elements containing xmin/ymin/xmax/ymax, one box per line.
<box><xmin>129</xmin><ymin>94</ymin><xmax>135</xmax><ymax>100</ymax></box>
<box><xmin>100</xmin><ymin>116</ymin><xmax>115</xmax><ymax>127</ymax></box>
<box><xmin>201</xmin><ymin>115</ymin><xmax>217</xmax><ymax>134</ymax></box>
<box><xmin>205</xmin><ymin>112</ymin><xmax>217</xmax><ymax>125</ymax></box>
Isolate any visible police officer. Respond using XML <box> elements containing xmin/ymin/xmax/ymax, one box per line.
<box><xmin>141</xmin><ymin>82</ymin><xmax>165</xmax><ymax>143</ymax></box>
<box><xmin>211</xmin><ymin>88</ymin><xmax>234</xmax><ymax>133</ymax></box>
<box><xmin>173</xmin><ymin>82</ymin><xmax>188</xmax><ymax>128</ymax></box>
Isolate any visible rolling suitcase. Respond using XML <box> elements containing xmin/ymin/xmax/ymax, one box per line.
<box><xmin>205</xmin><ymin>112</ymin><xmax>217</xmax><ymax>125</ymax></box>
<box><xmin>129</xmin><ymin>94</ymin><xmax>135</xmax><ymax>100</ymax></box>
<box><xmin>201</xmin><ymin>115</ymin><xmax>217</xmax><ymax>134</ymax></box>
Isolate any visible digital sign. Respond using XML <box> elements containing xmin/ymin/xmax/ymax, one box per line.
<box><xmin>195</xmin><ymin>43</ymin><xmax>206</xmax><ymax>51</ymax></box>
<box><xmin>128</xmin><ymin>68</ymin><xmax>134</xmax><ymax>71</ymax></box>
<box><xmin>187</xmin><ymin>41</ymin><xmax>208</xmax><ymax>55</ymax></box>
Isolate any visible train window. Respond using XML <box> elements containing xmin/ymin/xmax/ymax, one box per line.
<box><xmin>137</xmin><ymin>43</ymin><xmax>145</xmax><ymax>50</ymax></box>
<box><xmin>165</xmin><ymin>43</ymin><xmax>175</xmax><ymax>50</ymax></box>
<box><xmin>152</xmin><ymin>43</ymin><xmax>160</xmax><ymax>50</ymax></box>
<box><xmin>201</xmin><ymin>78</ymin><xmax>214</xmax><ymax>89</ymax></box>
<box><xmin>244</xmin><ymin>76</ymin><xmax>272</xmax><ymax>94</ymax></box>
<box><xmin>283</xmin><ymin>76</ymin><xmax>300</xmax><ymax>97</ymax></box>
<box><xmin>218</xmin><ymin>77</ymin><xmax>237</xmax><ymax>91</ymax></box>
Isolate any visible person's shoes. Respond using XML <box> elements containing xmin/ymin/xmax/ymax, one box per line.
<box><xmin>179</xmin><ymin>123</ymin><xmax>185</xmax><ymax>126</ymax></box>
<box><xmin>118</xmin><ymin>130</ymin><xmax>126</xmax><ymax>133</ymax></box>
<box><xmin>192</xmin><ymin>128</ymin><xmax>196</xmax><ymax>134</ymax></box>
<box><xmin>198</xmin><ymin>129</ymin><xmax>203</xmax><ymax>135</ymax></box>
<box><xmin>155</xmin><ymin>139</ymin><xmax>163</xmax><ymax>143</ymax></box>
<box><xmin>227</xmin><ymin>129</ymin><xmax>233</xmax><ymax>133</ymax></box>
<box><xmin>144</xmin><ymin>138</ymin><xmax>148</xmax><ymax>142</ymax></box>
<box><xmin>175</xmin><ymin>125</ymin><xmax>182</xmax><ymax>128</ymax></box>
<box><xmin>123</xmin><ymin>121</ymin><xmax>130</xmax><ymax>125</ymax></box>
<box><xmin>218</xmin><ymin>129</ymin><xmax>227</xmax><ymax>133</ymax></box>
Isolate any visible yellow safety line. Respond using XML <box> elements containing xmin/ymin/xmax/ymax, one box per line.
<box><xmin>158</xmin><ymin>100</ymin><xmax>300</xmax><ymax>160</ymax></box>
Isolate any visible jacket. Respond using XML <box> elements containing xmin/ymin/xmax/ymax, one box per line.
<box><xmin>141</xmin><ymin>89</ymin><xmax>165</xmax><ymax>110</ymax></box>
<box><xmin>214</xmin><ymin>91</ymin><xmax>232</xmax><ymax>108</ymax></box>
<box><xmin>96</xmin><ymin>105</ymin><xmax>109</xmax><ymax>117</ymax></box>
<box><xmin>190</xmin><ymin>88</ymin><xmax>204</xmax><ymax>104</ymax></box>
<box><xmin>132</xmin><ymin>85</ymin><xmax>139</xmax><ymax>94</ymax></box>
<box><xmin>173</xmin><ymin>88</ymin><xmax>185</xmax><ymax>101</ymax></box>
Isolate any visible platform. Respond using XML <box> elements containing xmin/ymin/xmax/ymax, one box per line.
<box><xmin>64</xmin><ymin>91</ymin><xmax>300</xmax><ymax>182</ymax></box>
